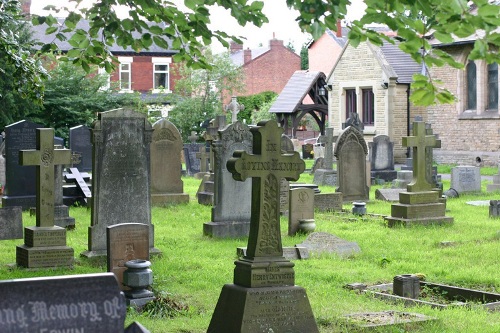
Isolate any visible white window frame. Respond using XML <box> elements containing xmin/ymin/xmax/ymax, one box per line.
<box><xmin>118</xmin><ymin>56</ymin><xmax>133</xmax><ymax>92</ymax></box>
<box><xmin>152</xmin><ymin>57</ymin><xmax>172</xmax><ymax>93</ymax></box>
<box><xmin>97</xmin><ymin>66</ymin><xmax>111</xmax><ymax>91</ymax></box>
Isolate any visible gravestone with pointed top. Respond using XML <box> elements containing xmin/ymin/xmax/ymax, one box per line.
<box><xmin>150</xmin><ymin>118</ymin><xmax>189</xmax><ymax>205</ymax></box>
<box><xmin>208</xmin><ymin>120</ymin><xmax>318</xmax><ymax>333</ymax></box>
<box><xmin>385</xmin><ymin>121</ymin><xmax>453</xmax><ymax>227</ymax></box>
<box><xmin>203</xmin><ymin>121</ymin><xmax>252</xmax><ymax>238</ymax></box>
<box><xmin>16</xmin><ymin>128</ymin><xmax>74</xmax><ymax>268</ymax></box>
<box><xmin>314</xmin><ymin>127</ymin><xmax>337</xmax><ymax>186</ymax></box>
<box><xmin>82</xmin><ymin>108</ymin><xmax>159</xmax><ymax>258</ymax></box>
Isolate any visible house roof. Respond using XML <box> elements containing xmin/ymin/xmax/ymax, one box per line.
<box><xmin>378</xmin><ymin>41</ymin><xmax>423</xmax><ymax>84</ymax></box>
<box><xmin>229</xmin><ymin>46</ymin><xmax>270</xmax><ymax>66</ymax></box>
<box><xmin>31</xmin><ymin>18</ymin><xmax>179</xmax><ymax>55</ymax></box>
<box><xmin>269</xmin><ymin>70</ymin><xmax>326</xmax><ymax>114</ymax></box>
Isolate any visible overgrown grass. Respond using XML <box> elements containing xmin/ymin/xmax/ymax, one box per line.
<box><xmin>1</xmin><ymin>171</ymin><xmax>500</xmax><ymax>332</ymax></box>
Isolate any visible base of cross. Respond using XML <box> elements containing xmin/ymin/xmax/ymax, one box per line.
<box><xmin>207</xmin><ymin>284</ymin><xmax>319</xmax><ymax>333</ymax></box>
<box><xmin>233</xmin><ymin>257</ymin><xmax>295</xmax><ymax>288</ymax></box>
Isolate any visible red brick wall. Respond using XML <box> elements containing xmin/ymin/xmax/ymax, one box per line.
<box><xmin>308</xmin><ymin>34</ymin><xmax>342</xmax><ymax>75</ymax></box>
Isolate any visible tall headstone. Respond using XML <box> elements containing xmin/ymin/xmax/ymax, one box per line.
<box><xmin>82</xmin><ymin>108</ymin><xmax>159</xmax><ymax>257</ymax></box>
<box><xmin>150</xmin><ymin>118</ymin><xmax>189</xmax><ymax>205</ymax></box>
<box><xmin>69</xmin><ymin>125</ymin><xmax>92</xmax><ymax>172</ymax></box>
<box><xmin>385</xmin><ymin>121</ymin><xmax>453</xmax><ymax>227</ymax></box>
<box><xmin>208</xmin><ymin>120</ymin><xmax>318</xmax><ymax>333</ymax></box>
<box><xmin>2</xmin><ymin>120</ymin><xmax>42</xmax><ymax>209</ymax></box>
<box><xmin>16</xmin><ymin>128</ymin><xmax>74</xmax><ymax>268</ymax></box>
<box><xmin>334</xmin><ymin>126</ymin><xmax>369</xmax><ymax>202</ymax></box>
<box><xmin>369</xmin><ymin>134</ymin><xmax>397</xmax><ymax>181</ymax></box>
<box><xmin>204</xmin><ymin>121</ymin><xmax>252</xmax><ymax>238</ymax></box>
<box><xmin>313</xmin><ymin>127</ymin><xmax>337</xmax><ymax>186</ymax></box>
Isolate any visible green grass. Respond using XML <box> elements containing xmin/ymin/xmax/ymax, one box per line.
<box><xmin>436</xmin><ymin>164</ymin><xmax>498</xmax><ymax>176</ymax></box>
<box><xmin>1</xmin><ymin>173</ymin><xmax>500</xmax><ymax>332</ymax></box>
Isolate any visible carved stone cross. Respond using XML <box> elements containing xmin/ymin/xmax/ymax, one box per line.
<box><xmin>188</xmin><ymin>131</ymin><xmax>198</xmax><ymax>143</ymax></box>
<box><xmin>318</xmin><ymin>127</ymin><xmax>334</xmax><ymax>169</ymax></box>
<box><xmin>19</xmin><ymin>128</ymin><xmax>71</xmax><ymax>228</ymax></box>
<box><xmin>224</xmin><ymin>96</ymin><xmax>245</xmax><ymax>124</ymax></box>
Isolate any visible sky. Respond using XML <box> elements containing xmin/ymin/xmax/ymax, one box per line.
<box><xmin>30</xmin><ymin>0</ymin><xmax>366</xmax><ymax>54</ymax></box>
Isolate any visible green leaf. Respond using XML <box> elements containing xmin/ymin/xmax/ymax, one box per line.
<box><xmin>433</xmin><ymin>32</ymin><xmax>454</xmax><ymax>44</ymax></box>
<box><xmin>45</xmin><ymin>27</ymin><xmax>58</xmax><ymax>35</ymax></box>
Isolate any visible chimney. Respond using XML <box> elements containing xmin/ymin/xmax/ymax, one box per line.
<box><xmin>269</xmin><ymin>39</ymin><xmax>283</xmax><ymax>49</ymax></box>
<box><xmin>230</xmin><ymin>41</ymin><xmax>243</xmax><ymax>54</ymax></box>
<box><xmin>243</xmin><ymin>48</ymin><xmax>252</xmax><ymax>64</ymax></box>
<box><xmin>20</xmin><ymin>0</ymin><xmax>31</xmax><ymax>16</ymax></box>
<box><xmin>336</xmin><ymin>20</ymin><xmax>342</xmax><ymax>38</ymax></box>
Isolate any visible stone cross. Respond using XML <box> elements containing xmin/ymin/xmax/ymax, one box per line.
<box><xmin>318</xmin><ymin>127</ymin><xmax>334</xmax><ymax>169</ymax></box>
<box><xmin>195</xmin><ymin>146</ymin><xmax>210</xmax><ymax>173</ymax></box>
<box><xmin>19</xmin><ymin>128</ymin><xmax>71</xmax><ymax>227</ymax></box>
<box><xmin>227</xmin><ymin>120</ymin><xmax>305</xmax><ymax>260</ymax></box>
<box><xmin>224</xmin><ymin>96</ymin><xmax>245</xmax><ymax>123</ymax></box>
<box><xmin>65</xmin><ymin>167</ymin><xmax>92</xmax><ymax>200</ymax></box>
<box><xmin>402</xmin><ymin>121</ymin><xmax>438</xmax><ymax>192</ymax></box>
<box><xmin>188</xmin><ymin>131</ymin><xmax>198</xmax><ymax>143</ymax></box>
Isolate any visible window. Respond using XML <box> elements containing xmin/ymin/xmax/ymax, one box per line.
<box><xmin>362</xmin><ymin>88</ymin><xmax>374</xmax><ymax>125</ymax></box>
<box><xmin>154</xmin><ymin>64</ymin><xmax>169</xmax><ymax>90</ymax></box>
<box><xmin>345</xmin><ymin>89</ymin><xmax>357</xmax><ymax>119</ymax></box>
<box><xmin>487</xmin><ymin>62</ymin><xmax>498</xmax><ymax>110</ymax></box>
<box><xmin>119</xmin><ymin>60</ymin><xmax>132</xmax><ymax>91</ymax></box>
<box><xmin>466</xmin><ymin>60</ymin><xmax>477</xmax><ymax>110</ymax></box>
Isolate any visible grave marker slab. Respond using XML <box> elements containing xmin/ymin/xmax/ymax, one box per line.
<box><xmin>16</xmin><ymin>128</ymin><xmax>74</xmax><ymax>268</ymax></box>
<box><xmin>204</xmin><ymin>121</ymin><xmax>252</xmax><ymax>238</ymax></box>
<box><xmin>297</xmin><ymin>232</ymin><xmax>361</xmax><ymax>258</ymax></box>
<box><xmin>82</xmin><ymin>108</ymin><xmax>159</xmax><ymax>257</ymax></box>
<box><xmin>314</xmin><ymin>192</ymin><xmax>343</xmax><ymax>212</ymax></box>
<box><xmin>183</xmin><ymin>143</ymin><xmax>205</xmax><ymax>176</ymax></box>
<box><xmin>313</xmin><ymin>127</ymin><xmax>337</xmax><ymax>186</ymax></box>
<box><xmin>288</xmin><ymin>187</ymin><xmax>315</xmax><ymax>236</ymax></box>
<box><xmin>0</xmin><ymin>273</ymin><xmax>127</xmax><ymax>333</ymax></box>
<box><xmin>150</xmin><ymin>118</ymin><xmax>189</xmax><ymax>205</ymax></box>
<box><xmin>107</xmin><ymin>223</ymin><xmax>149</xmax><ymax>290</ymax></box>
<box><xmin>369</xmin><ymin>134</ymin><xmax>397</xmax><ymax>181</ymax></box>
<box><xmin>2</xmin><ymin>120</ymin><xmax>42</xmax><ymax>209</ymax></box>
<box><xmin>450</xmin><ymin>166</ymin><xmax>481</xmax><ymax>193</ymax></box>
<box><xmin>69</xmin><ymin>125</ymin><xmax>92</xmax><ymax>172</ymax></box>
<box><xmin>208</xmin><ymin>120</ymin><xmax>318</xmax><ymax>333</ymax></box>
<box><xmin>0</xmin><ymin>206</ymin><xmax>23</xmax><ymax>240</ymax></box>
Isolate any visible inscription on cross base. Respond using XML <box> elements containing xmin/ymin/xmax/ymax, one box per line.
<box><xmin>402</xmin><ymin>121</ymin><xmax>437</xmax><ymax>192</ymax></box>
<box><xmin>20</xmin><ymin>129</ymin><xmax>71</xmax><ymax>227</ymax></box>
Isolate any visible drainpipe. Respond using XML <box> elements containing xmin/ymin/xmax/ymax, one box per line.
<box><xmin>406</xmin><ymin>84</ymin><xmax>411</xmax><ymax>158</ymax></box>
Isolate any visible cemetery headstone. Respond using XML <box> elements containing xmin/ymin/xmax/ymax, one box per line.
<box><xmin>204</xmin><ymin>121</ymin><xmax>252</xmax><ymax>238</ymax></box>
<box><xmin>82</xmin><ymin>108</ymin><xmax>159</xmax><ymax>257</ymax></box>
<box><xmin>297</xmin><ymin>232</ymin><xmax>361</xmax><ymax>258</ymax></box>
<box><xmin>385</xmin><ymin>121</ymin><xmax>453</xmax><ymax>227</ymax></box>
<box><xmin>224</xmin><ymin>96</ymin><xmax>245</xmax><ymax>123</ymax></box>
<box><xmin>487</xmin><ymin>165</ymin><xmax>500</xmax><ymax>192</ymax></box>
<box><xmin>314</xmin><ymin>192</ymin><xmax>343</xmax><ymax>212</ymax></box>
<box><xmin>0</xmin><ymin>206</ymin><xmax>23</xmax><ymax>240</ymax></box>
<box><xmin>289</xmin><ymin>187</ymin><xmax>315</xmax><ymax>235</ymax></box>
<box><xmin>314</xmin><ymin>127</ymin><xmax>337</xmax><ymax>186</ymax></box>
<box><xmin>401</xmin><ymin>116</ymin><xmax>423</xmax><ymax>171</ymax></box>
<box><xmin>302</xmin><ymin>143</ymin><xmax>314</xmax><ymax>159</ymax></box>
<box><xmin>0</xmin><ymin>273</ymin><xmax>128</xmax><ymax>333</ymax></box>
<box><xmin>369</xmin><ymin>134</ymin><xmax>397</xmax><ymax>181</ymax></box>
<box><xmin>150</xmin><ymin>118</ymin><xmax>189</xmax><ymax>205</ymax></box>
<box><xmin>16</xmin><ymin>128</ymin><xmax>74</xmax><ymax>268</ymax></box>
<box><xmin>183</xmin><ymin>143</ymin><xmax>205</xmax><ymax>176</ymax></box>
<box><xmin>2</xmin><ymin>120</ymin><xmax>42</xmax><ymax>209</ymax></box>
<box><xmin>53</xmin><ymin>157</ymin><xmax>76</xmax><ymax>229</ymax></box>
<box><xmin>391</xmin><ymin>170</ymin><xmax>413</xmax><ymax>189</ymax></box>
<box><xmin>208</xmin><ymin>120</ymin><xmax>318</xmax><ymax>333</ymax></box>
<box><xmin>281</xmin><ymin>134</ymin><xmax>295</xmax><ymax>153</ymax></box>
<box><xmin>334</xmin><ymin>126</ymin><xmax>369</xmax><ymax>202</ymax></box>
<box><xmin>489</xmin><ymin>200</ymin><xmax>500</xmax><ymax>218</ymax></box>
<box><xmin>107</xmin><ymin>223</ymin><xmax>150</xmax><ymax>290</ymax></box>
<box><xmin>69</xmin><ymin>125</ymin><xmax>92</xmax><ymax>172</ymax></box>
<box><xmin>450</xmin><ymin>166</ymin><xmax>481</xmax><ymax>194</ymax></box>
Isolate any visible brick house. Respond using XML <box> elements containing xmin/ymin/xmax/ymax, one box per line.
<box><xmin>228</xmin><ymin>38</ymin><xmax>301</xmax><ymax>101</ymax></box>
<box><xmin>426</xmin><ymin>35</ymin><xmax>500</xmax><ymax>166</ymax></box>
<box><xmin>327</xmin><ymin>39</ymin><xmax>426</xmax><ymax>163</ymax></box>
<box><xmin>307</xmin><ymin>24</ymin><xmax>348</xmax><ymax>75</ymax></box>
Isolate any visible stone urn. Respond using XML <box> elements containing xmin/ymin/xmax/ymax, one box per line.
<box><xmin>352</xmin><ymin>202</ymin><xmax>366</xmax><ymax>216</ymax></box>
<box><xmin>298</xmin><ymin>219</ymin><xmax>316</xmax><ymax>233</ymax></box>
<box><xmin>123</xmin><ymin>259</ymin><xmax>154</xmax><ymax>303</ymax></box>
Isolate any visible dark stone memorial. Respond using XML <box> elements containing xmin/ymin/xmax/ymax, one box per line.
<box><xmin>16</xmin><ymin>128</ymin><xmax>74</xmax><ymax>268</ymax></box>
<box><xmin>184</xmin><ymin>143</ymin><xmax>205</xmax><ymax>176</ymax></box>
<box><xmin>69</xmin><ymin>124</ymin><xmax>92</xmax><ymax>172</ymax></box>
<box><xmin>204</xmin><ymin>121</ymin><xmax>252</xmax><ymax>238</ymax></box>
<box><xmin>302</xmin><ymin>143</ymin><xmax>314</xmax><ymax>159</ymax></box>
<box><xmin>82</xmin><ymin>108</ymin><xmax>159</xmax><ymax>257</ymax></box>
<box><xmin>0</xmin><ymin>206</ymin><xmax>23</xmax><ymax>240</ymax></box>
<box><xmin>208</xmin><ymin>120</ymin><xmax>318</xmax><ymax>333</ymax></box>
<box><xmin>385</xmin><ymin>121</ymin><xmax>453</xmax><ymax>227</ymax></box>
<box><xmin>0</xmin><ymin>273</ymin><xmax>129</xmax><ymax>333</ymax></box>
<box><xmin>2</xmin><ymin>120</ymin><xmax>42</xmax><ymax>209</ymax></box>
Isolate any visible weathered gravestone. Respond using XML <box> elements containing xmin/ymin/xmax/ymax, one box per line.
<box><xmin>2</xmin><ymin>120</ymin><xmax>42</xmax><ymax>209</ymax></box>
<box><xmin>225</xmin><ymin>96</ymin><xmax>245</xmax><ymax>123</ymax></box>
<box><xmin>385</xmin><ymin>122</ymin><xmax>453</xmax><ymax>227</ymax></box>
<box><xmin>183</xmin><ymin>143</ymin><xmax>205</xmax><ymax>177</ymax></box>
<box><xmin>281</xmin><ymin>134</ymin><xmax>294</xmax><ymax>153</ymax></box>
<box><xmin>297</xmin><ymin>232</ymin><xmax>361</xmax><ymax>258</ymax></box>
<box><xmin>208</xmin><ymin>120</ymin><xmax>319</xmax><ymax>333</ymax></box>
<box><xmin>107</xmin><ymin>223</ymin><xmax>149</xmax><ymax>290</ymax></box>
<box><xmin>314</xmin><ymin>127</ymin><xmax>337</xmax><ymax>186</ymax></box>
<box><xmin>288</xmin><ymin>187</ymin><xmax>315</xmax><ymax>236</ymax></box>
<box><xmin>150</xmin><ymin>118</ymin><xmax>189</xmax><ymax>205</ymax></box>
<box><xmin>314</xmin><ymin>192</ymin><xmax>343</xmax><ymax>212</ymax></box>
<box><xmin>487</xmin><ymin>165</ymin><xmax>500</xmax><ymax>192</ymax></box>
<box><xmin>334</xmin><ymin>126</ymin><xmax>369</xmax><ymax>202</ymax></box>
<box><xmin>0</xmin><ymin>273</ymin><xmax>138</xmax><ymax>333</ymax></box>
<box><xmin>16</xmin><ymin>128</ymin><xmax>74</xmax><ymax>268</ymax></box>
<box><xmin>369</xmin><ymin>134</ymin><xmax>397</xmax><ymax>182</ymax></box>
<box><xmin>450</xmin><ymin>166</ymin><xmax>481</xmax><ymax>194</ymax></box>
<box><xmin>82</xmin><ymin>108</ymin><xmax>159</xmax><ymax>257</ymax></box>
<box><xmin>391</xmin><ymin>170</ymin><xmax>413</xmax><ymax>189</ymax></box>
<box><xmin>53</xmin><ymin>158</ymin><xmax>76</xmax><ymax>229</ymax></box>
<box><xmin>204</xmin><ymin>121</ymin><xmax>252</xmax><ymax>238</ymax></box>
<box><xmin>0</xmin><ymin>206</ymin><xmax>23</xmax><ymax>240</ymax></box>
<box><xmin>69</xmin><ymin>125</ymin><xmax>92</xmax><ymax>172</ymax></box>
